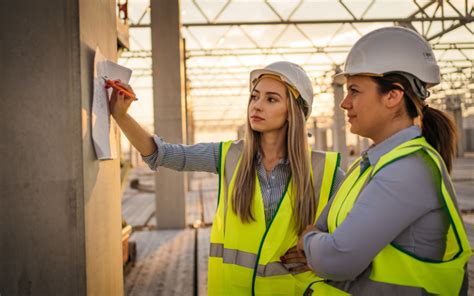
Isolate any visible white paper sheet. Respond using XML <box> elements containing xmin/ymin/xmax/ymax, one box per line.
<box><xmin>92</xmin><ymin>46</ymin><xmax>132</xmax><ymax>160</ymax></box>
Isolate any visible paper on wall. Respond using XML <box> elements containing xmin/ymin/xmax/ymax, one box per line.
<box><xmin>92</xmin><ymin>46</ymin><xmax>132</xmax><ymax>160</ymax></box>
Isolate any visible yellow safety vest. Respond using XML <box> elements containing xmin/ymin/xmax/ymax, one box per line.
<box><xmin>327</xmin><ymin>137</ymin><xmax>472</xmax><ymax>295</ymax></box>
<box><xmin>208</xmin><ymin>140</ymin><xmax>347</xmax><ymax>295</ymax></box>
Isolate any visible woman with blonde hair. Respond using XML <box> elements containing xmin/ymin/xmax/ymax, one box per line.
<box><xmin>109</xmin><ymin>61</ymin><xmax>345</xmax><ymax>295</ymax></box>
<box><xmin>282</xmin><ymin>27</ymin><xmax>471</xmax><ymax>295</ymax></box>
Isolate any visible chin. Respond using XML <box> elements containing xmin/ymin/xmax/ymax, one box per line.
<box><xmin>251</xmin><ymin>125</ymin><xmax>278</xmax><ymax>134</ymax></box>
<box><xmin>349</xmin><ymin>125</ymin><xmax>357</xmax><ymax>134</ymax></box>
<box><xmin>350</xmin><ymin>125</ymin><xmax>363</xmax><ymax>137</ymax></box>
<box><xmin>250</xmin><ymin>125</ymin><xmax>264</xmax><ymax>132</ymax></box>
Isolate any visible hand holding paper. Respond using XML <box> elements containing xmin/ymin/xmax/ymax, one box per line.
<box><xmin>107</xmin><ymin>79</ymin><xmax>138</xmax><ymax>121</ymax></box>
<box><xmin>92</xmin><ymin>46</ymin><xmax>132</xmax><ymax>160</ymax></box>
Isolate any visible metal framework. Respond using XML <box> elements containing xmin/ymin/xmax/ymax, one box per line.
<box><xmin>121</xmin><ymin>0</ymin><xmax>473</xmax><ymax>133</ymax></box>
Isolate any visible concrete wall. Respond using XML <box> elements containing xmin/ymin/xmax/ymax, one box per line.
<box><xmin>0</xmin><ymin>1</ymin><xmax>123</xmax><ymax>295</ymax></box>
<box><xmin>80</xmin><ymin>1</ymin><xmax>124</xmax><ymax>295</ymax></box>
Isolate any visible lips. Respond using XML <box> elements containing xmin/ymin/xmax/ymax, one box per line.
<box><xmin>250</xmin><ymin>115</ymin><xmax>264</xmax><ymax>121</ymax></box>
<box><xmin>347</xmin><ymin>114</ymin><xmax>356</xmax><ymax>122</ymax></box>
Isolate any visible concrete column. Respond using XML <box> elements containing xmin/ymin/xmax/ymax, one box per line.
<box><xmin>312</xmin><ymin>120</ymin><xmax>328</xmax><ymax>151</ymax></box>
<box><xmin>332</xmin><ymin>69</ymin><xmax>349</xmax><ymax>170</ymax></box>
<box><xmin>151</xmin><ymin>0</ymin><xmax>188</xmax><ymax>229</ymax></box>
<box><xmin>317</xmin><ymin>129</ymin><xmax>328</xmax><ymax>151</ymax></box>
<box><xmin>446</xmin><ymin>95</ymin><xmax>465</xmax><ymax>157</ymax></box>
<box><xmin>1</xmin><ymin>1</ymin><xmax>123</xmax><ymax>295</ymax></box>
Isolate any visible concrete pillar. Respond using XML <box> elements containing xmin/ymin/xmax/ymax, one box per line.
<box><xmin>317</xmin><ymin>129</ymin><xmax>328</xmax><ymax>151</ymax></box>
<box><xmin>332</xmin><ymin>68</ymin><xmax>349</xmax><ymax>170</ymax></box>
<box><xmin>1</xmin><ymin>1</ymin><xmax>123</xmax><ymax>295</ymax></box>
<box><xmin>151</xmin><ymin>0</ymin><xmax>188</xmax><ymax>229</ymax></box>
<box><xmin>446</xmin><ymin>95</ymin><xmax>465</xmax><ymax>157</ymax></box>
<box><xmin>312</xmin><ymin>120</ymin><xmax>328</xmax><ymax>151</ymax></box>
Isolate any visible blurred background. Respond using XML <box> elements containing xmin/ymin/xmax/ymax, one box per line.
<box><xmin>119</xmin><ymin>0</ymin><xmax>473</xmax><ymax>156</ymax></box>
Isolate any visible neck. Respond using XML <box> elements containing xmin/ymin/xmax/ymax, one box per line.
<box><xmin>259</xmin><ymin>130</ymin><xmax>287</xmax><ymax>160</ymax></box>
<box><xmin>371</xmin><ymin>116</ymin><xmax>413</xmax><ymax>144</ymax></box>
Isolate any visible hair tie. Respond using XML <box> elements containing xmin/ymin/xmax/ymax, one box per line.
<box><xmin>422</xmin><ymin>104</ymin><xmax>429</xmax><ymax>114</ymax></box>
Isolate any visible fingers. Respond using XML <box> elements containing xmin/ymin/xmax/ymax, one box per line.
<box><xmin>281</xmin><ymin>253</ymin><xmax>307</xmax><ymax>263</ymax></box>
<box><xmin>288</xmin><ymin>265</ymin><xmax>311</xmax><ymax>273</ymax></box>
<box><xmin>281</xmin><ymin>247</ymin><xmax>307</xmax><ymax>264</ymax></box>
<box><xmin>280</xmin><ymin>246</ymin><xmax>311</xmax><ymax>274</ymax></box>
<box><xmin>116</xmin><ymin>89</ymin><xmax>135</xmax><ymax>106</ymax></box>
<box><xmin>113</xmin><ymin>80</ymin><xmax>136</xmax><ymax>97</ymax></box>
<box><xmin>107</xmin><ymin>83</ymin><xmax>133</xmax><ymax>104</ymax></box>
<box><xmin>282</xmin><ymin>257</ymin><xmax>307</xmax><ymax>265</ymax></box>
<box><xmin>280</xmin><ymin>247</ymin><xmax>299</xmax><ymax>260</ymax></box>
<box><xmin>104</xmin><ymin>79</ymin><xmax>136</xmax><ymax>98</ymax></box>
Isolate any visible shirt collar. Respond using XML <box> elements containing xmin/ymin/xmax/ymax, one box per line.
<box><xmin>363</xmin><ymin>125</ymin><xmax>422</xmax><ymax>166</ymax></box>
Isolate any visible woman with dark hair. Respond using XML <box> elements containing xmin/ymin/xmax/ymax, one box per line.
<box><xmin>282</xmin><ymin>27</ymin><xmax>471</xmax><ymax>295</ymax></box>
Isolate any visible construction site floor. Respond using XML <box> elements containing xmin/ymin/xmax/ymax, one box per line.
<box><xmin>122</xmin><ymin>157</ymin><xmax>474</xmax><ymax>295</ymax></box>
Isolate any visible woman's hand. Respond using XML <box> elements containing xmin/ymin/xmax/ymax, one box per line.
<box><xmin>280</xmin><ymin>224</ymin><xmax>320</xmax><ymax>274</ymax></box>
<box><xmin>280</xmin><ymin>246</ymin><xmax>310</xmax><ymax>273</ymax></box>
<box><xmin>107</xmin><ymin>80</ymin><xmax>137</xmax><ymax>121</ymax></box>
<box><xmin>297</xmin><ymin>224</ymin><xmax>320</xmax><ymax>253</ymax></box>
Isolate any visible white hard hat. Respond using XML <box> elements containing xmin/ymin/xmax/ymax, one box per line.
<box><xmin>250</xmin><ymin>61</ymin><xmax>314</xmax><ymax>119</ymax></box>
<box><xmin>335</xmin><ymin>26</ymin><xmax>440</xmax><ymax>88</ymax></box>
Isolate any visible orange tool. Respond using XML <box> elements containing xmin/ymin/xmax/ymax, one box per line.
<box><xmin>102</xmin><ymin>76</ymin><xmax>138</xmax><ymax>101</ymax></box>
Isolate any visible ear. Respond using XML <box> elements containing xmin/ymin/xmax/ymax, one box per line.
<box><xmin>383</xmin><ymin>84</ymin><xmax>405</xmax><ymax>109</ymax></box>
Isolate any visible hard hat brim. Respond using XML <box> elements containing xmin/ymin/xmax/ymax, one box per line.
<box><xmin>249</xmin><ymin>68</ymin><xmax>294</xmax><ymax>91</ymax></box>
<box><xmin>333</xmin><ymin>71</ymin><xmax>385</xmax><ymax>79</ymax></box>
<box><xmin>333</xmin><ymin>70</ymin><xmax>439</xmax><ymax>88</ymax></box>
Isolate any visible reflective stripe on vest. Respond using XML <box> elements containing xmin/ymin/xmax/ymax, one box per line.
<box><xmin>208</xmin><ymin>140</ymin><xmax>345</xmax><ymax>295</ymax></box>
<box><xmin>327</xmin><ymin>137</ymin><xmax>472</xmax><ymax>295</ymax></box>
<box><xmin>210</xmin><ymin>243</ymin><xmax>291</xmax><ymax>277</ymax></box>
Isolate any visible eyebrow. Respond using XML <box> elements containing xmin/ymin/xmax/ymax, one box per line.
<box><xmin>253</xmin><ymin>89</ymin><xmax>283</xmax><ymax>98</ymax></box>
<box><xmin>266</xmin><ymin>91</ymin><xmax>283</xmax><ymax>98</ymax></box>
<box><xmin>347</xmin><ymin>84</ymin><xmax>360</xmax><ymax>89</ymax></box>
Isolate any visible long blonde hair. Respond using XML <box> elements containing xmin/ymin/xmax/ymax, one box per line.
<box><xmin>231</xmin><ymin>88</ymin><xmax>315</xmax><ymax>234</ymax></box>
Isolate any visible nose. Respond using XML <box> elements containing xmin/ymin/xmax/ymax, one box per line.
<box><xmin>340</xmin><ymin>94</ymin><xmax>351</xmax><ymax>110</ymax></box>
<box><xmin>252</xmin><ymin>98</ymin><xmax>263</xmax><ymax>111</ymax></box>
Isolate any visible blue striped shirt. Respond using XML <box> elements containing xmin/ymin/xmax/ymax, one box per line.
<box><xmin>142</xmin><ymin>135</ymin><xmax>345</xmax><ymax>225</ymax></box>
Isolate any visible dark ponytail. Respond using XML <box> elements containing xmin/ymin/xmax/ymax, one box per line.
<box><xmin>372</xmin><ymin>74</ymin><xmax>457</xmax><ymax>172</ymax></box>
<box><xmin>421</xmin><ymin>106</ymin><xmax>457</xmax><ymax>172</ymax></box>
